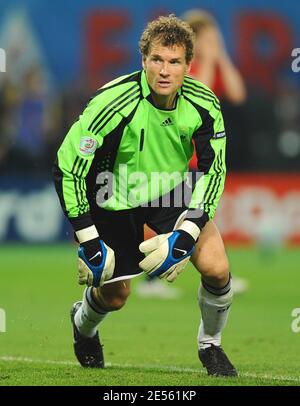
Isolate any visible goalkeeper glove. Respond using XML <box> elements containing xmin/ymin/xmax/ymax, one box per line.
<box><xmin>76</xmin><ymin>226</ymin><xmax>115</xmax><ymax>287</ymax></box>
<box><xmin>139</xmin><ymin>220</ymin><xmax>200</xmax><ymax>282</ymax></box>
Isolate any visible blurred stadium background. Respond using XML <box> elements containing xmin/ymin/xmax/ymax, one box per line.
<box><xmin>0</xmin><ymin>0</ymin><xmax>300</xmax><ymax>386</ymax></box>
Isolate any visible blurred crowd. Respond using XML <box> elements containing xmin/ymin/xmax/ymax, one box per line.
<box><xmin>0</xmin><ymin>63</ymin><xmax>91</xmax><ymax>174</ymax></box>
<box><xmin>0</xmin><ymin>8</ymin><xmax>299</xmax><ymax>176</ymax></box>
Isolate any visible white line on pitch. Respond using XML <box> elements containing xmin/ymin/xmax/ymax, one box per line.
<box><xmin>0</xmin><ymin>355</ymin><xmax>299</xmax><ymax>383</ymax></box>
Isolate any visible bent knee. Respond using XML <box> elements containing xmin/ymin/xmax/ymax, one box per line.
<box><xmin>100</xmin><ymin>285</ymin><xmax>131</xmax><ymax>311</ymax></box>
<box><xmin>106</xmin><ymin>296</ymin><xmax>128</xmax><ymax>311</ymax></box>
<box><xmin>196</xmin><ymin>259</ymin><xmax>230</xmax><ymax>283</ymax></box>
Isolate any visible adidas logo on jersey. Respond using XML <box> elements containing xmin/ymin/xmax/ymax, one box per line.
<box><xmin>161</xmin><ymin>118</ymin><xmax>173</xmax><ymax>126</ymax></box>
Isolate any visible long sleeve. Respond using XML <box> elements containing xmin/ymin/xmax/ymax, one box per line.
<box><xmin>52</xmin><ymin>98</ymin><xmax>104</xmax><ymax>231</ymax></box>
<box><xmin>52</xmin><ymin>75</ymin><xmax>141</xmax><ymax>231</ymax></box>
<box><xmin>187</xmin><ymin>102</ymin><xmax>226</xmax><ymax>230</ymax></box>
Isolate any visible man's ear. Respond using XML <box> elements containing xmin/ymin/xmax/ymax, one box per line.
<box><xmin>142</xmin><ymin>58</ymin><xmax>146</xmax><ymax>70</ymax></box>
<box><xmin>185</xmin><ymin>62</ymin><xmax>191</xmax><ymax>74</ymax></box>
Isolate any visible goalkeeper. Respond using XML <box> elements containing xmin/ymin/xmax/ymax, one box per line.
<box><xmin>53</xmin><ymin>14</ymin><xmax>237</xmax><ymax>377</ymax></box>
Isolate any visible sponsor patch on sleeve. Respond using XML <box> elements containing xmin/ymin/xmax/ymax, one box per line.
<box><xmin>79</xmin><ymin>137</ymin><xmax>98</xmax><ymax>155</ymax></box>
<box><xmin>212</xmin><ymin>131</ymin><xmax>226</xmax><ymax>139</ymax></box>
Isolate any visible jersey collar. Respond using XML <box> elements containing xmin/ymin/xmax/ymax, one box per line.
<box><xmin>141</xmin><ymin>70</ymin><xmax>151</xmax><ymax>98</ymax></box>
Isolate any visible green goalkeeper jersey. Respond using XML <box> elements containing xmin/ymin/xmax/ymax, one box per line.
<box><xmin>53</xmin><ymin>70</ymin><xmax>226</xmax><ymax>231</ymax></box>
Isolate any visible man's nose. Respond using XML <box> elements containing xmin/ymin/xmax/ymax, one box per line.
<box><xmin>160</xmin><ymin>64</ymin><xmax>169</xmax><ymax>76</ymax></box>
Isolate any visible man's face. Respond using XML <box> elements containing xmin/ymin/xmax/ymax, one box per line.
<box><xmin>142</xmin><ymin>42</ymin><xmax>190</xmax><ymax>99</ymax></box>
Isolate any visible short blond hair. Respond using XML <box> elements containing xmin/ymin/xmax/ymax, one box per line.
<box><xmin>182</xmin><ymin>9</ymin><xmax>217</xmax><ymax>35</ymax></box>
<box><xmin>139</xmin><ymin>14</ymin><xmax>195</xmax><ymax>64</ymax></box>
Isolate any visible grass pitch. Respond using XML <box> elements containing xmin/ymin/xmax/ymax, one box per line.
<box><xmin>0</xmin><ymin>244</ymin><xmax>299</xmax><ymax>386</ymax></box>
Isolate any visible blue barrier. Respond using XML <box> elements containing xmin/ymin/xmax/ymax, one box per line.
<box><xmin>0</xmin><ymin>177</ymin><xmax>70</xmax><ymax>242</ymax></box>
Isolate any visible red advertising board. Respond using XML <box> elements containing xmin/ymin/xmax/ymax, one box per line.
<box><xmin>215</xmin><ymin>173</ymin><xmax>300</xmax><ymax>245</ymax></box>
<box><xmin>144</xmin><ymin>173</ymin><xmax>300</xmax><ymax>246</ymax></box>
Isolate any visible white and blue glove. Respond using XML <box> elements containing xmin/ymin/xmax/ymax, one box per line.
<box><xmin>139</xmin><ymin>220</ymin><xmax>200</xmax><ymax>282</ymax></box>
<box><xmin>76</xmin><ymin>226</ymin><xmax>115</xmax><ymax>287</ymax></box>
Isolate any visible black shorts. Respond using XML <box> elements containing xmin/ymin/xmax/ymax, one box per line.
<box><xmin>76</xmin><ymin>178</ymin><xmax>196</xmax><ymax>283</ymax></box>
<box><xmin>91</xmin><ymin>204</ymin><xmax>188</xmax><ymax>283</ymax></box>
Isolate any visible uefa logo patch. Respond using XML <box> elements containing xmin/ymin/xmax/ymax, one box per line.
<box><xmin>79</xmin><ymin>137</ymin><xmax>98</xmax><ymax>155</ymax></box>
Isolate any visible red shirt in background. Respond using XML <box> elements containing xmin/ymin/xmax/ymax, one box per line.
<box><xmin>189</xmin><ymin>60</ymin><xmax>224</xmax><ymax>169</ymax></box>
